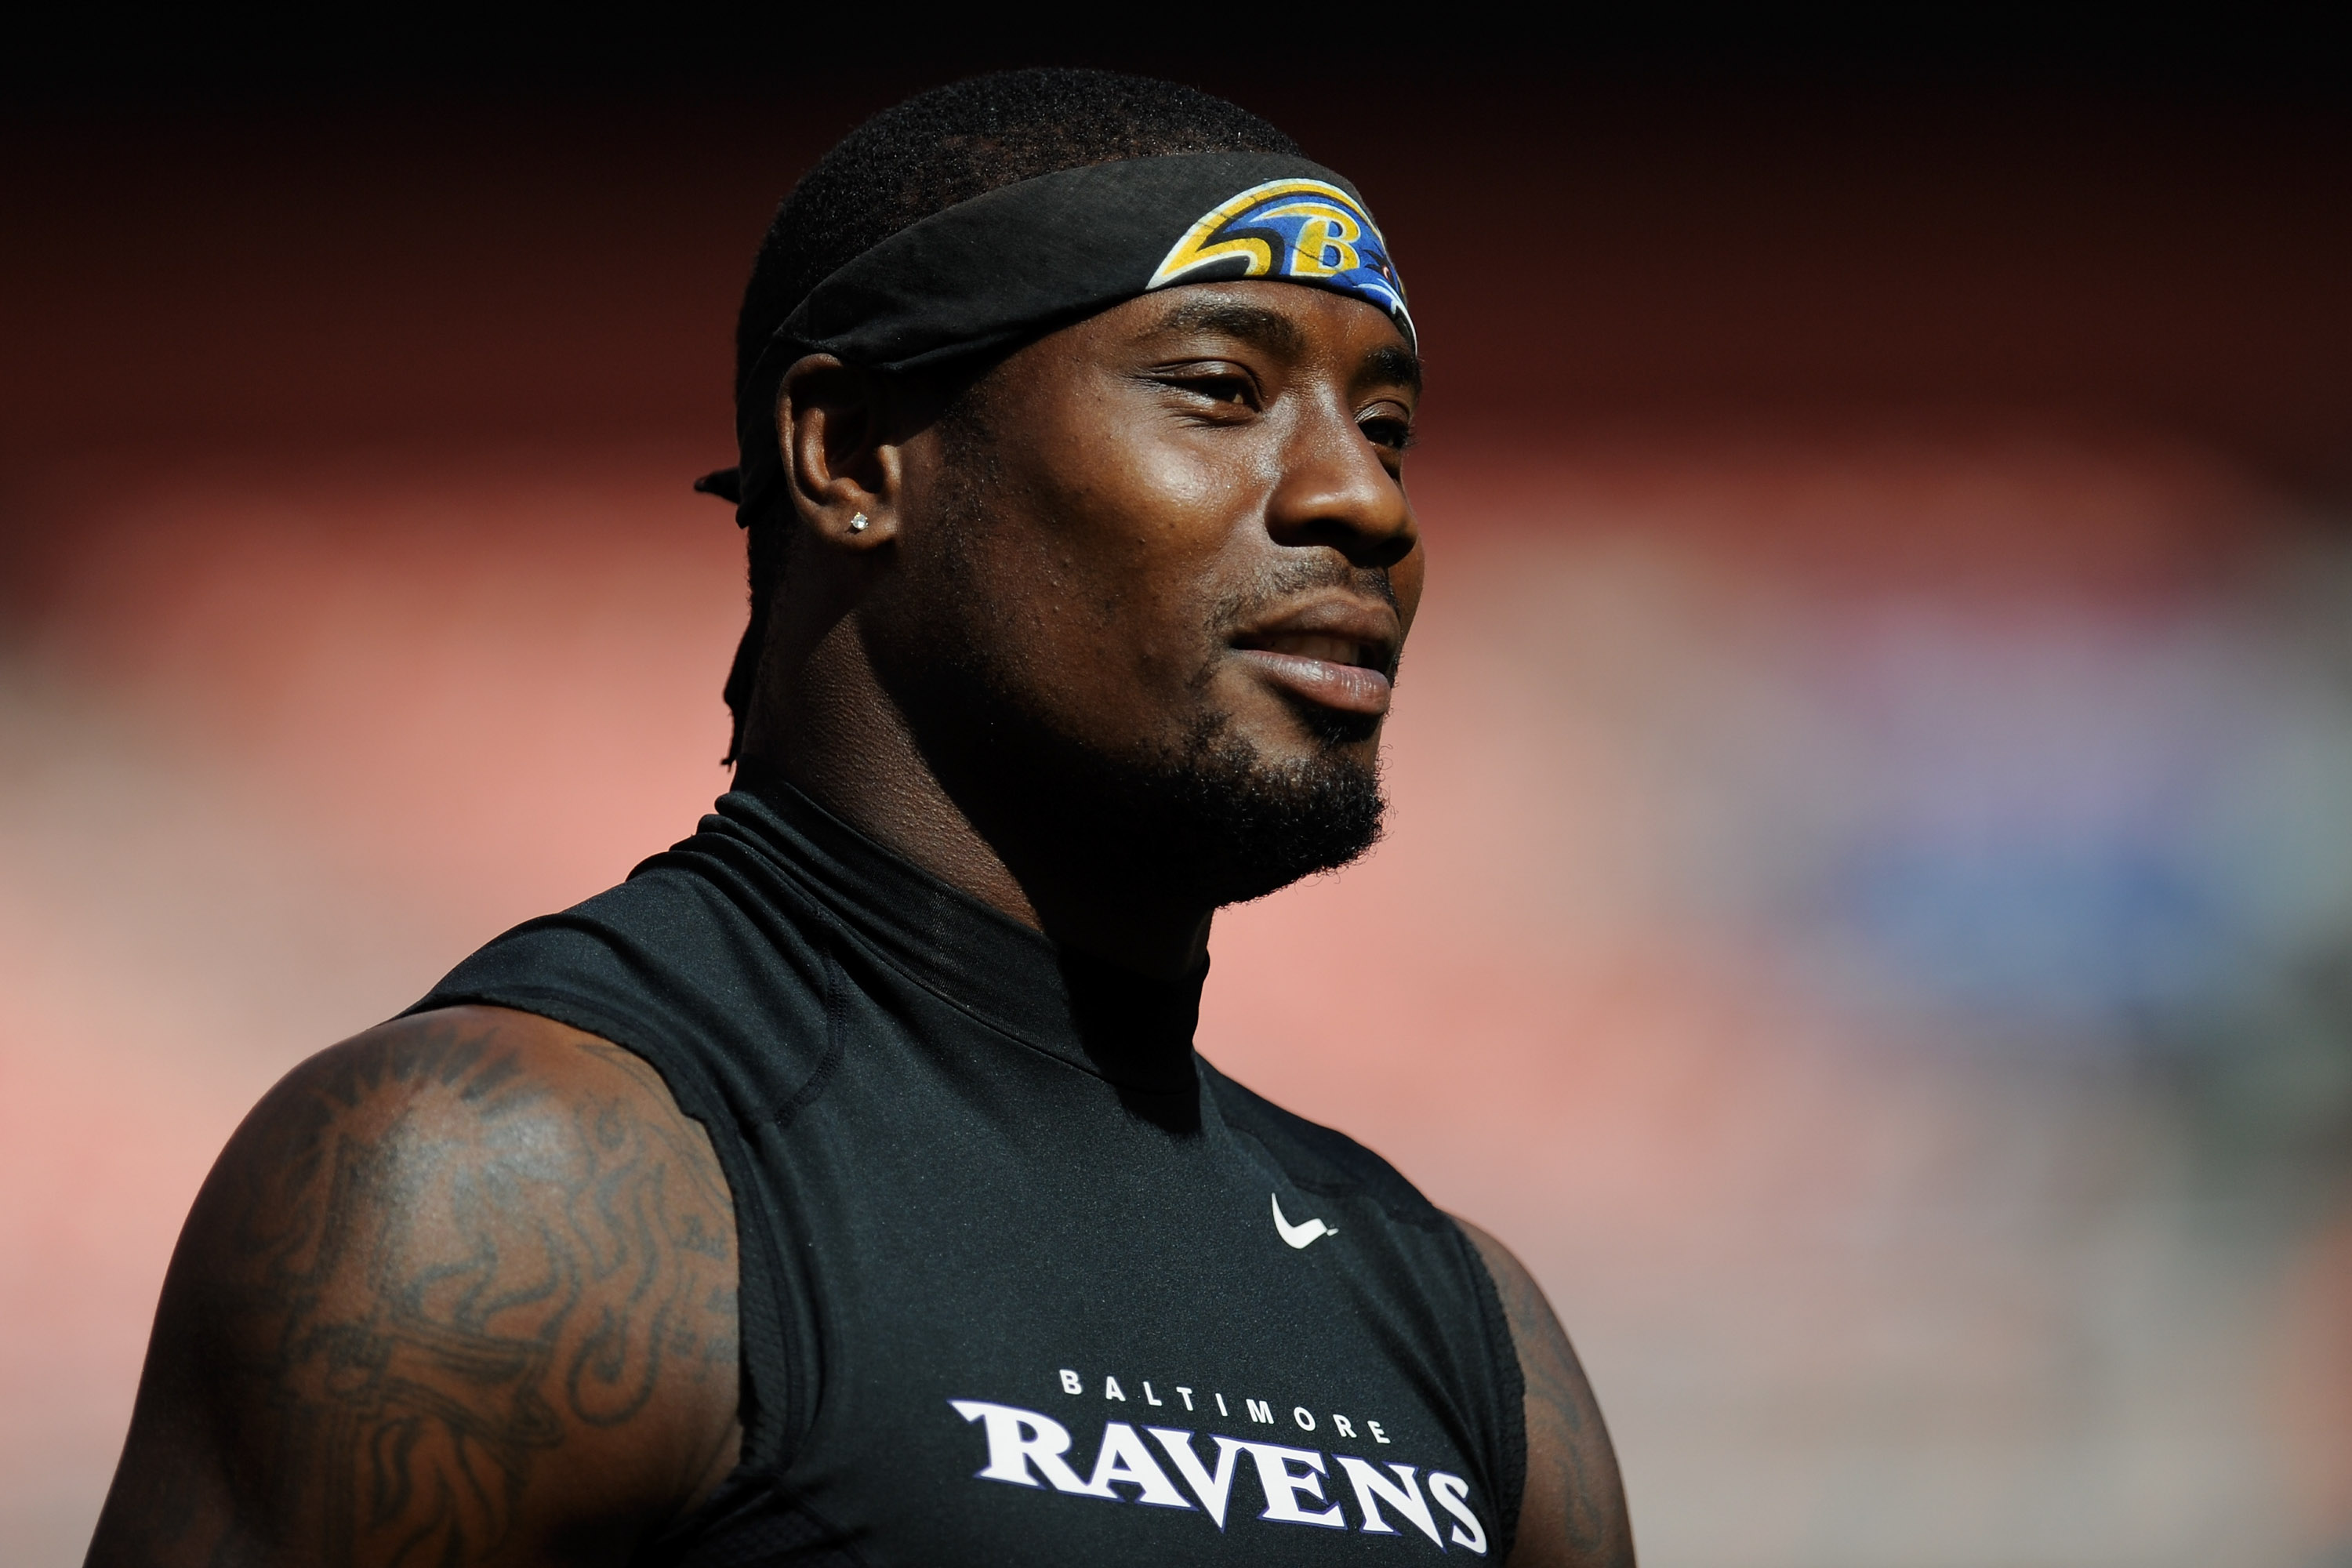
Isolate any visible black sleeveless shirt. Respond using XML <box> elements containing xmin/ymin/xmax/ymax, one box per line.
<box><xmin>410</xmin><ymin>779</ymin><xmax>1525</xmax><ymax>1566</ymax></box>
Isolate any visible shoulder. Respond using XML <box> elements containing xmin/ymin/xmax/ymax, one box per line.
<box><xmin>277</xmin><ymin>1001</ymin><xmax>677</xmax><ymax>1122</ymax></box>
<box><xmin>1201</xmin><ymin>1061</ymin><xmax>1446</xmax><ymax>1231</ymax></box>
<box><xmin>237</xmin><ymin>1006</ymin><xmax>735</xmax><ymax>1237</ymax></box>
<box><xmin>88</xmin><ymin>1006</ymin><xmax>742</xmax><ymax>1567</ymax></box>
<box><xmin>1449</xmin><ymin>1218</ymin><xmax>1635</xmax><ymax>1568</ymax></box>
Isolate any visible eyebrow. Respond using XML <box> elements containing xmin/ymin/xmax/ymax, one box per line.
<box><xmin>1147</xmin><ymin>297</ymin><xmax>1307</xmax><ymax>357</ymax></box>
<box><xmin>1363</xmin><ymin>343</ymin><xmax>1424</xmax><ymax>395</ymax></box>
<box><xmin>1145</xmin><ymin>296</ymin><xmax>1424</xmax><ymax>394</ymax></box>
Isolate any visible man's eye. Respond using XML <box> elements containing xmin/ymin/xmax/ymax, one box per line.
<box><xmin>1189</xmin><ymin>376</ymin><xmax>1254</xmax><ymax>406</ymax></box>
<box><xmin>1155</xmin><ymin>365</ymin><xmax>1260</xmax><ymax>410</ymax></box>
<box><xmin>1360</xmin><ymin>414</ymin><xmax>1415</xmax><ymax>452</ymax></box>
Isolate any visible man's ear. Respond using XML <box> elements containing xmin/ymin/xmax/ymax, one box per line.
<box><xmin>778</xmin><ymin>354</ymin><xmax>902</xmax><ymax>550</ymax></box>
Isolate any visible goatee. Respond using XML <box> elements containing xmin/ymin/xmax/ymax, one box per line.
<box><xmin>894</xmin><ymin>656</ymin><xmax>1386</xmax><ymax>910</ymax></box>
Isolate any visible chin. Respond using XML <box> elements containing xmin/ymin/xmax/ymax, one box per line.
<box><xmin>895</xmin><ymin>640</ymin><xmax>1388</xmax><ymax>906</ymax></box>
<box><xmin>1116</xmin><ymin>720</ymin><xmax>1388</xmax><ymax>908</ymax></box>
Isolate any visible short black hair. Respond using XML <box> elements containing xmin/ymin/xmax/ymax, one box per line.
<box><xmin>721</xmin><ymin>68</ymin><xmax>1300</xmax><ymax>763</ymax></box>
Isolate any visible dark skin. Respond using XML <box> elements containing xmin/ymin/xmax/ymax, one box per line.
<box><xmin>88</xmin><ymin>280</ymin><xmax>1632</xmax><ymax>1566</ymax></box>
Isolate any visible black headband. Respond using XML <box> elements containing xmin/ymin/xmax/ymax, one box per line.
<box><xmin>710</xmin><ymin>150</ymin><xmax>1414</xmax><ymax>524</ymax></box>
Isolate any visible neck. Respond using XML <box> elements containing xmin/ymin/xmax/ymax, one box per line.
<box><xmin>739</xmin><ymin>616</ymin><xmax>1212</xmax><ymax>984</ymax></box>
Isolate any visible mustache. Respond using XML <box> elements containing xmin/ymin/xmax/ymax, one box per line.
<box><xmin>1207</xmin><ymin>557</ymin><xmax>1399</xmax><ymax>637</ymax></box>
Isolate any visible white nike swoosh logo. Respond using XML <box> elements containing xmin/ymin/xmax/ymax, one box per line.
<box><xmin>1272</xmin><ymin>1192</ymin><xmax>1335</xmax><ymax>1250</ymax></box>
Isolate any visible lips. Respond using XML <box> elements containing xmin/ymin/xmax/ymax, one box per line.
<box><xmin>1229</xmin><ymin>601</ymin><xmax>1399</xmax><ymax>718</ymax></box>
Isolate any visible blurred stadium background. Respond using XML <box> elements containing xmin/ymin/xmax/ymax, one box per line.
<box><xmin>5</xmin><ymin>23</ymin><xmax>2350</xmax><ymax>1566</ymax></box>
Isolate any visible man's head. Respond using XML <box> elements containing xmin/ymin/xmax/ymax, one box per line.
<box><xmin>727</xmin><ymin>70</ymin><xmax>1423</xmax><ymax>927</ymax></box>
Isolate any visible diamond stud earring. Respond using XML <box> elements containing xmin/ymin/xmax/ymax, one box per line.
<box><xmin>848</xmin><ymin>512</ymin><xmax>869</xmax><ymax>533</ymax></box>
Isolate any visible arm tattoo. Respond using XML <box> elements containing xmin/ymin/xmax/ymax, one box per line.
<box><xmin>97</xmin><ymin>1012</ymin><xmax>740</xmax><ymax>1568</ymax></box>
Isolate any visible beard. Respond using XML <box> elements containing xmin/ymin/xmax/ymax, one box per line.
<box><xmin>888</xmin><ymin>631</ymin><xmax>1387</xmax><ymax>910</ymax></box>
<box><xmin>1024</xmin><ymin>697</ymin><xmax>1382</xmax><ymax>909</ymax></box>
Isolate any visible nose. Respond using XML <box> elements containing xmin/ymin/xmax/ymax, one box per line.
<box><xmin>1263</xmin><ymin>396</ymin><xmax>1418</xmax><ymax>571</ymax></box>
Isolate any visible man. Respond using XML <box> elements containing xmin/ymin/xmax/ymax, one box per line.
<box><xmin>87</xmin><ymin>69</ymin><xmax>1632</xmax><ymax>1566</ymax></box>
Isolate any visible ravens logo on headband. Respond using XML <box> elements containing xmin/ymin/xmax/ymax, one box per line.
<box><xmin>1147</xmin><ymin>178</ymin><xmax>1414</xmax><ymax>347</ymax></box>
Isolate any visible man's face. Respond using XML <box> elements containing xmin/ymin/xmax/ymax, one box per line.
<box><xmin>869</xmin><ymin>280</ymin><xmax>1424</xmax><ymax>905</ymax></box>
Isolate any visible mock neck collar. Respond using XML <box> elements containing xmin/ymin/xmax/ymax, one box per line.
<box><xmin>715</xmin><ymin>766</ymin><xmax>1205</xmax><ymax>1096</ymax></box>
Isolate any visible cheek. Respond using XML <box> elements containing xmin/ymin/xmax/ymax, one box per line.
<box><xmin>1119</xmin><ymin>430</ymin><xmax>1270</xmax><ymax>524</ymax></box>
<box><xmin>1004</xmin><ymin>436</ymin><xmax>1267</xmax><ymax>700</ymax></box>
<box><xmin>1036</xmin><ymin>415</ymin><xmax>1266</xmax><ymax>580</ymax></box>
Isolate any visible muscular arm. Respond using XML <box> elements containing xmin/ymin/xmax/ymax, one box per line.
<box><xmin>86</xmin><ymin>1007</ymin><xmax>742</xmax><ymax>1568</ymax></box>
<box><xmin>1455</xmin><ymin>1218</ymin><xmax>1635</xmax><ymax>1568</ymax></box>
